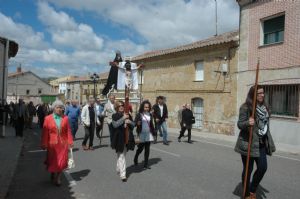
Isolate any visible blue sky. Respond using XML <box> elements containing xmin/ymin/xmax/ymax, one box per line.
<box><xmin>0</xmin><ymin>0</ymin><xmax>239</xmax><ymax>77</ymax></box>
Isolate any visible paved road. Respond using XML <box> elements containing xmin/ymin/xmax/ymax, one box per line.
<box><xmin>6</xmin><ymin>124</ymin><xmax>300</xmax><ymax>199</ymax></box>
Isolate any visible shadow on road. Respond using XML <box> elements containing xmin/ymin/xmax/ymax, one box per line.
<box><xmin>6</xmin><ymin>125</ymin><xmax>78</xmax><ymax>199</ymax></box>
<box><xmin>126</xmin><ymin>157</ymin><xmax>162</xmax><ymax>178</ymax></box>
<box><xmin>72</xmin><ymin>147</ymin><xmax>79</xmax><ymax>152</ymax></box>
<box><xmin>152</xmin><ymin>141</ymin><xmax>173</xmax><ymax>144</ymax></box>
<box><xmin>93</xmin><ymin>144</ymin><xmax>109</xmax><ymax>149</ymax></box>
<box><xmin>233</xmin><ymin>182</ymin><xmax>269</xmax><ymax>199</ymax></box>
<box><xmin>70</xmin><ymin>169</ymin><xmax>90</xmax><ymax>181</ymax></box>
<box><xmin>74</xmin><ymin>137</ymin><xmax>84</xmax><ymax>141</ymax></box>
<box><xmin>98</xmin><ymin>135</ymin><xmax>110</xmax><ymax>139</ymax></box>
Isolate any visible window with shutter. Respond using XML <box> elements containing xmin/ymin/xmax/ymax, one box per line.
<box><xmin>195</xmin><ymin>61</ymin><xmax>204</xmax><ymax>81</ymax></box>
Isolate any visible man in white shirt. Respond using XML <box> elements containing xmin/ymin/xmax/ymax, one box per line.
<box><xmin>81</xmin><ymin>97</ymin><xmax>99</xmax><ymax>150</ymax></box>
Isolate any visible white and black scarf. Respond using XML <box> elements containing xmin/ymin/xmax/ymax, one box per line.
<box><xmin>256</xmin><ymin>105</ymin><xmax>269</xmax><ymax>137</ymax></box>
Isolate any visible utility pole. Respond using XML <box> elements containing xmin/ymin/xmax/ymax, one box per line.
<box><xmin>0</xmin><ymin>38</ymin><xmax>18</xmax><ymax>137</ymax></box>
<box><xmin>215</xmin><ymin>0</ymin><xmax>218</xmax><ymax>36</ymax></box>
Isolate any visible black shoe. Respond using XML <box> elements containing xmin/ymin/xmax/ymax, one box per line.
<box><xmin>163</xmin><ymin>141</ymin><xmax>169</xmax><ymax>145</ymax></box>
<box><xmin>134</xmin><ymin>157</ymin><xmax>138</xmax><ymax>166</ymax></box>
<box><xmin>144</xmin><ymin>165</ymin><xmax>151</xmax><ymax>170</ymax></box>
<box><xmin>178</xmin><ymin>138</ymin><xmax>181</xmax><ymax>142</ymax></box>
<box><xmin>121</xmin><ymin>178</ymin><xmax>127</xmax><ymax>182</ymax></box>
<box><xmin>153</xmin><ymin>139</ymin><xmax>157</xmax><ymax>144</ymax></box>
<box><xmin>50</xmin><ymin>173</ymin><xmax>55</xmax><ymax>183</ymax></box>
<box><xmin>55</xmin><ymin>182</ymin><xmax>61</xmax><ymax>187</ymax></box>
<box><xmin>188</xmin><ymin>140</ymin><xmax>192</xmax><ymax>144</ymax></box>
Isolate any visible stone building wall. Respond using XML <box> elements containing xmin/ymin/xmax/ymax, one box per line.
<box><xmin>138</xmin><ymin>43</ymin><xmax>238</xmax><ymax>135</ymax></box>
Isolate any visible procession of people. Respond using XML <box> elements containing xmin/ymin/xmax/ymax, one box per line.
<box><xmin>1</xmin><ymin>51</ymin><xmax>275</xmax><ymax>199</ymax></box>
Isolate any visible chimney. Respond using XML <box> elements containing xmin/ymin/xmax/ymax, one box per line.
<box><xmin>17</xmin><ymin>66</ymin><xmax>22</xmax><ymax>73</ymax></box>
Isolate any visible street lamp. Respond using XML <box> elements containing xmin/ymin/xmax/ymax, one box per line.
<box><xmin>90</xmin><ymin>73</ymin><xmax>99</xmax><ymax>99</ymax></box>
<box><xmin>139</xmin><ymin>69</ymin><xmax>144</xmax><ymax>104</ymax></box>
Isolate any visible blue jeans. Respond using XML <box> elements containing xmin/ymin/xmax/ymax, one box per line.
<box><xmin>156</xmin><ymin>121</ymin><xmax>168</xmax><ymax>143</ymax></box>
<box><xmin>241</xmin><ymin>146</ymin><xmax>268</xmax><ymax>196</ymax></box>
<box><xmin>69</xmin><ymin>119</ymin><xmax>78</xmax><ymax>138</ymax></box>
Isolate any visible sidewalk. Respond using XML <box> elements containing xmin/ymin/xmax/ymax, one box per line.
<box><xmin>168</xmin><ymin>127</ymin><xmax>300</xmax><ymax>155</ymax></box>
<box><xmin>0</xmin><ymin>125</ymin><xmax>23</xmax><ymax>199</ymax></box>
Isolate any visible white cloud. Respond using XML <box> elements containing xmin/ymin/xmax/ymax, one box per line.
<box><xmin>45</xmin><ymin>0</ymin><xmax>239</xmax><ymax>49</ymax></box>
<box><xmin>105</xmin><ymin>39</ymin><xmax>146</xmax><ymax>57</ymax></box>
<box><xmin>4</xmin><ymin>0</ymin><xmax>239</xmax><ymax>77</ymax></box>
<box><xmin>37</xmin><ymin>1</ymin><xmax>104</xmax><ymax>51</ymax></box>
<box><xmin>37</xmin><ymin>1</ymin><xmax>77</xmax><ymax>31</ymax></box>
<box><xmin>0</xmin><ymin>12</ymin><xmax>48</xmax><ymax>50</ymax></box>
<box><xmin>2</xmin><ymin>3</ymin><xmax>140</xmax><ymax>77</ymax></box>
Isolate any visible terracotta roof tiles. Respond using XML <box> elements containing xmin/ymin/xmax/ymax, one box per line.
<box><xmin>133</xmin><ymin>30</ymin><xmax>239</xmax><ymax>61</ymax></box>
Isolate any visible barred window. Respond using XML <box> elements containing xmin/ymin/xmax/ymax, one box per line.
<box><xmin>263</xmin><ymin>85</ymin><xmax>299</xmax><ymax>117</ymax></box>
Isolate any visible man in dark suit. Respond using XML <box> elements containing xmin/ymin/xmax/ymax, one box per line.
<box><xmin>152</xmin><ymin>96</ymin><xmax>169</xmax><ymax>145</ymax></box>
<box><xmin>13</xmin><ymin>99</ymin><xmax>28</xmax><ymax>137</ymax></box>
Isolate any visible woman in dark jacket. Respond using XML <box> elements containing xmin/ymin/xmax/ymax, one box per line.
<box><xmin>134</xmin><ymin>100</ymin><xmax>155</xmax><ymax>169</ymax></box>
<box><xmin>234</xmin><ymin>85</ymin><xmax>276</xmax><ymax>199</ymax></box>
<box><xmin>178</xmin><ymin>104</ymin><xmax>194</xmax><ymax>143</ymax></box>
<box><xmin>112</xmin><ymin>101</ymin><xmax>134</xmax><ymax>182</ymax></box>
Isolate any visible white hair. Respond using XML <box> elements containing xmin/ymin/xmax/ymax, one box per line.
<box><xmin>52</xmin><ymin>100</ymin><xmax>64</xmax><ymax>109</ymax></box>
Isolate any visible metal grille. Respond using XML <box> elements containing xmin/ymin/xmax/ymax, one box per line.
<box><xmin>263</xmin><ymin>84</ymin><xmax>299</xmax><ymax>117</ymax></box>
<box><xmin>192</xmin><ymin>98</ymin><xmax>203</xmax><ymax>129</ymax></box>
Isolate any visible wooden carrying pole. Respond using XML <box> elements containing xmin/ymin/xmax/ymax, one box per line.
<box><xmin>124</xmin><ymin>74</ymin><xmax>130</xmax><ymax>144</ymax></box>
<box><xmin>243</xmin><ymin>59</ymin><xmax>260</xmax><ymax>199</ymax></box>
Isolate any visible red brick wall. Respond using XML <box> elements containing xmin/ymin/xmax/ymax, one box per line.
<box><xmin>247</xmin><ymin>1</ymin><xmax>300</xmax><ymax>70</ymax></box>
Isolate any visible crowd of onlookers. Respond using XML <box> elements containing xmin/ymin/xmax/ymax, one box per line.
<box><xmin>0</xmin><ymin>100</ymin><xmax>52</xmax><ymax>130</ymax></box>
<box><xmin>0</xmin><ymin>99</ymin><xmax>84</xmax><ymax>137</ymax></box>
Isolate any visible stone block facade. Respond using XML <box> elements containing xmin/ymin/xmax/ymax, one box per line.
<box><xmin>135</xmin><ymin>37</ymin><xmax>239</xmax><ymax>135</ymax></box>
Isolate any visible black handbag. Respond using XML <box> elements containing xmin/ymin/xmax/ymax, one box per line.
<box><xmin>127</xmin><ymin>131</ymin><xmax>136</xmax><ymax>151</ymax></box>
<box><xmin>191</xmin><ymin>116</ymin><xmax>195</xmax><ymax>124</ymax></box>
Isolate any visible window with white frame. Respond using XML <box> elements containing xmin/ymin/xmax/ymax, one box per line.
<box><xmin>263</xmin><ymin>84</ymin><xmax>299</xmax><ymax>117</ymax></box>
<box><xmin>261</xmin><ymin>14</ymin><xmax>285</xmax><ymax>45</ymax></box>
<box><xmin>195</xmin><ymin>61</ymin><xmax>204</xmax><ymax>81</ymax></box>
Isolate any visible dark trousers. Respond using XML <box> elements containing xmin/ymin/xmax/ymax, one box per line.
<box><xmin>178</xmin><ymin>126</ymin><xmax>191</xmax><ymax>142</ymax></box>
<box><xmin>70</xmin><ymin>120</ymin><xmax>78</xmax><ymax>138</ymax></box>
<box><xmin>241</xmin><ymin>147</ymin><xmax>268</xmax><ymax>196</ymax></box>
<box><xmin>9</xmin><ymin>115</ymin><xmax>14</xmax><ymax>126</ymax></box>
<box><xmin>82</xmin><ymin>123</ymin><xmax>95</xmax><ymax>147</ymax></box>
<box><xmin>108</xmin><ymin>123</ymin><xmax>114</xmax><ymax>145</ymax></box>
<box><xmin>15</xmin><ymin>116</ymin><xmax>24</xmax><ymax>137</ymax></box>
<box><xmin>26</xmin><ymin>116</ymin><xmax>33</xmax><ymax>128</ymax></box>
<box><xmin>134</xmin><ymin>142</ymin><xmax>151</xmax><ymax>166</ymax></box>
<box><xmin>38</xmin><ymin>116</ymin><xmax>45</xmax><ymax>128</ymax></box>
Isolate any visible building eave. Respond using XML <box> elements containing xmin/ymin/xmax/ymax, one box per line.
<box><xmin>132</xmin><ymin>30</ymin><xmax>239</xmax><ymax>61</ymax></box>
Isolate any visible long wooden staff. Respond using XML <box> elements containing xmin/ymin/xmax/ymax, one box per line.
<box><xmin>124</xmin><ymin>70</ymin><xmax>130</xmax><ymax>144</ymax></box>
<box><xmin>243</xmin><ymin>59</ymin><xmax>260</xmax><ymax>199</ymax></box>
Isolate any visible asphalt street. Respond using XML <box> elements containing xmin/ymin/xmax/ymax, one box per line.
<box><xmin>6</xmin><ymin>124</ymin><xmax>300</xmax><ymax>199</ymax></box>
